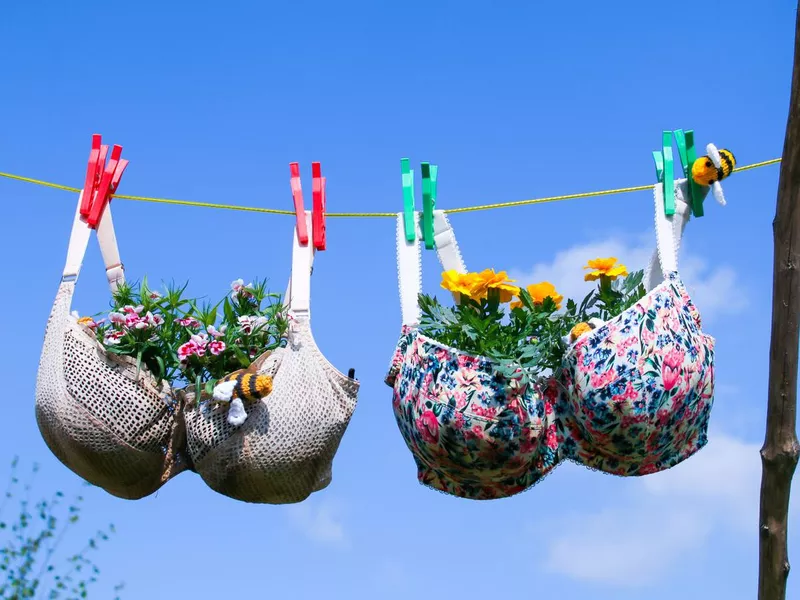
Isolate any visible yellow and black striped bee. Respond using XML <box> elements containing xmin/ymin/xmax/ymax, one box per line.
<box><xmin>214</xmin><ymin>370</ymin><xmax>273</xmax><ymax>403</ymax></box>
<box><xmin>692</xmin><ymin>144</ymin><xmax>735</xmax><ymax>206</ymax></box>
<box><xmin>211</xmin><ymin>357</ymin><xmax>275</xmax><ymax>426</ymax></box>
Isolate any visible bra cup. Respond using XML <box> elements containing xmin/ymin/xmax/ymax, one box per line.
<box><xmin>389</xmin><ymin>329</ymin><xmax>560</xmax><ymax>500</ymax></box>
<box><xmin>557</xmin><ymin>278</ymin><xmax>715</xmax><ymax>476</ymax></box>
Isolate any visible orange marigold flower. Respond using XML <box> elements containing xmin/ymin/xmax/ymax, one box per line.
<box><xmin>583</xmin><ymin>257</ymin><xmax>628</xmax><ymax>282</ymax></box>
<box><xmin>441</xmin><ymin>270</ymin><xmax>475</xmax><ymax>297</ymax></box>
<box><xmin>511</xmin><ymin>282</ymin><xmax>563</xmax><ymax>310</ymax></box>
<box><xmin>468</xmin><ymin>269</ymin><xmax>519</xmax><ymax>303</ymax></box>
<box><xmin>77</xmin><ymin>316</ymin><xmax>96</xmax><ymax>328</ymax></box>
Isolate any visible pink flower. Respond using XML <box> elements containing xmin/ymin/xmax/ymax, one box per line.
<box><xmin>546</xmin><ymin>424</ymin><xmax>558</xmax><ymax>449</ymax></box>
<box><xmin>208</xmin><ymin>340</ymin><xmax>226</xmax><ymax>356</ymax></box>
<box><xmin>178</xmin><ymin>341</ymin><xmax>200</xmax><ymax>362</ymax></box>
<box><xmin>208</xmin><ymin>325</ymin><xmax>226</xmax><ymax>338</ymax></box>
<box><xmin>590</xmin><ymin>369</ymin><xmax>617</xmax><ymax>389</ymax></box>
<box><xmin>661</xmin><ymin>347</ymin><xmax>685</xmax><ymax>391</ymax></box>
<box><xmin>108</xmin><ymin>312</ymin><xmax>126</xmax><ymax>326</ymax></box>
<box><xmin>231</xmin><ymin>279</ymin><xmax>254</xmax><ymax>301</ymax></box>
<box><xmin>238</xmin><ymin>315</ymin><xmax>255</xmax><ymax>334</ymax></box>
<box><xmin>104</xmin><ymin>330</ymin><xmax>124</xmax><ymax>346</ymax></box>
<box><xmin>453</xmin><ymin>412</ymin><xmax>465</xmax><ymax>430</ymax></box>
<box><xmin>122</xmin><ymin>305</ymin><xmax>144</xmax><ymax>315</ymax></box>
<box><xmin>149</xmin><ymin>291</ymin><xmax>162</xmax><ymax>300</ymax></box>
<box><xmin>177</xmin><ymin>317</ymin><xmax>200</xmax><ymax>328</ymax></box>
<box><xmin>145</xmin><ymin>312</ymin><xmax>164</xmax><ymax>327</ymax></box>
<box><xmin>125</xmin><ymin>313</ymin><xmax>142</xmax><ymax>328</ymax></box>
<box><xmin>415</xmin><ymin>410</ymin><xmax>440</xmax><ymax>444</ymax></box>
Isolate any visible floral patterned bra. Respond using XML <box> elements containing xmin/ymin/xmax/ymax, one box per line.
<box><xmin>555</xmin><ymin>181</ymin><xmax>716</xmax><ymax>476</ymax></box>
<box><xmin>386</xmin><ymin>180</ymin><xmax>717</xmax><ymax>499</ymax></box>
<box><xmin>385</xmin><ymin>212</ymin><xmax>559</xmax><ymax>500</ymax></box>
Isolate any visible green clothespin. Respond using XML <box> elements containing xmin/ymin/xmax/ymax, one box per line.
<box><xmin>400</xmin><ymin>158</ymin><xmax>416</xmax><ymax>242</ymax></box>
<box><xmin>673</xmin><ymin>129</ymin><xmax>705</xmax><ymax>218</ymax></box>
<box><xmin>653</xmin><ymin>131</ymin><xmax>675</xmax><ymax>216</ymax></box>
<box><xmin>421</xmin><ymin>162</ymin><xmax>436</xmax><ymax>250</ymax></box>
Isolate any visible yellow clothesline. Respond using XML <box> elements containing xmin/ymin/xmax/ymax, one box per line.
<box><xmin>0</xmin><ymin>158</ymin><xmax>782</xmax><ymax>218</ymax></box>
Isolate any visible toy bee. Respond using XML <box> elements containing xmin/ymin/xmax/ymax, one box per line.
<box><xmin>212</xmin><ymin>355</ymin><xmax>275</xmax><ymax>426</ymax></box>
<box><xmin>692</xmin><ymin>144</ymin><xmax>736</xmax><ymax>207</ymax></box>
<box><xmin>566</xmin><ymin>318</ymin><xmax>605</xmax><ymax>345</ymax></box>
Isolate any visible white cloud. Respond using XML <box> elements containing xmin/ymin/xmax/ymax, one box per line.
<box><xmin>544</xmin><ymin>507</ymin><xmax>711</xmax><ymax>586</ymax></box>
<box><xmin>509</xmin><ymin>234</ymin><xmax>746</xmax><ymax>322</ymax></box>
<box><xmin>542</xmin><ymin>431</ymin><xmax>797</xmax><ymax>587</ymax></box>
<box><xmin>285</xmin><ymin>499</ymin><xmax>349</xmax><ymax>548</ymax></box>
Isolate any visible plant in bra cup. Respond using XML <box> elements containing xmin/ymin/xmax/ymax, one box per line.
<box><xmin>79</xmin><ymin>278</ymin><xmax>289</xmax><ymax>398</ymax></box>
<box><xmin>566</xmin><ymin>257</ymin><xmax>647</xmax><ymax>342</ymax></box>
<box><xmin>418</xmin><ymin>260</ymin><xmax>649</xmax><ymax>386</ymax></box>
<box><xmin>417</xmin><ymin>269</ymin><xmax>568</xmax><ymax>388</ymax></box>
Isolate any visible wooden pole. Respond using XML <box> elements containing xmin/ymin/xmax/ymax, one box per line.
<box><xmin>758</xmin><ymin>5</ymin><xmax>800</xmax><ymax>599</ymax></box>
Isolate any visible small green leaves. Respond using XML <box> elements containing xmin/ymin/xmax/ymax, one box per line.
<box><xmin>418</xmin><ymin>268</ymin><xmax>647</xmax><ymax>382</ymax></box>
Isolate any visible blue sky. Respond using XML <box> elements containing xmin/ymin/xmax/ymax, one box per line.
<box><xmin>0</xmin><ymin>0</ymin><xmax>797</xmax><ymax>598</ymax></box>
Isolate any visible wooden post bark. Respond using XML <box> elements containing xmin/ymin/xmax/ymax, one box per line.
<box><xmin>758</xmin><ymin>5</ymin><xmax>800</xmax><ymax>599</ymax></box>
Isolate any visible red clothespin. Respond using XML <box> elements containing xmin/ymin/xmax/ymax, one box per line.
<box><xmin>289</xmin><ymin>162</ymin><xmax>309</xmax><ymax>245</ymax></box>
<box><xmin>87</xmin><ymin>144</ymin><xmax>128</xmax><ymax>228</ymax></box>
<box><xmin>311</xmin><ymin>162</ymin><xmax>326</xmax><ymax>251</ymax></box>
<box><xmin>80</xmin><ymin>134</ymin><xmax>105</xmax><ymax>217</ymax></box>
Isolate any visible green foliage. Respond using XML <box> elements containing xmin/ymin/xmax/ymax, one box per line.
<box><xmin>0</xmin><ymin>459</ymin><xmax>122</xmax><ymax>599</ymax></box>
<box><xmin>87</xmin><ymin>278</ymin><xmax>288</xmax><ymax>394</ymax></box>
<box><xmin>418</xmin><ymin>269</ymin><xmax>646</xmax><ymax>387</ymax></box>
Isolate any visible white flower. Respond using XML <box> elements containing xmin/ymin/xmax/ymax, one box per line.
<box><xmin>238</xmin><ymin>315</ymin><xmax>255</xmax><ymax>334</ymax></box>
<box><xmin>104</xmin><ymin>331</ymin><xmax>124</xmax><ymax>346</ymax></box>
<box><xmin>109</xmin><ymin>312</ymin><xmax>126</xmax><ymax>325</ymax></box>
<box><xmin>227</xmin><ymin>398</ymin><xmax>248</xmax><ymax>426</ymax></box>
<box><xmin>145</xmin><ymin>312</ymin><xmax>164</xmax><ymax>327</ymax></box>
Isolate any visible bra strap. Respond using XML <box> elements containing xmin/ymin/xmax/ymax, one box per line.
<box><xmin>396</xmin><ymin>213</ymin><xmax>422</xmax><ymax>326</ymax></box>
<box><xmin>644</xmin><ymin>179</ymin><xmax>700</xmax><ymax>291</ymax></box>
<box><xmin>396</xmin><ymin>210</ymin><xmax>466</xmax><ymax>326</ymax></box>
<box><xmin>61</xmin><ymin>189</ymin><xmax>126</xmax><ymax>293</ymax></box>
<box><xmin>95</xmin><ymin>205</ymin><xmax>125</xmax><ymax>292</ymax></box>
<box><xmin>287</xmin><ymin>210</ymin><xmax>315</xmax><ymax>318</ymax></box>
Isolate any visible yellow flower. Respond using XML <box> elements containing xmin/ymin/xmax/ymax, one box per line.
<box><xmin>441</xmin><ymin>270</ymin><xmax>478</xmax><ymax>298</ymax></box>
<box><xmin>583</xmin><ymin>257</ymin><xmax>628</xmax><ymax>282</ymax></box>
<box><xmin>510</xmin><ymin>281</ymin><xmax>563</xmax><ymax>310</ymax></box>
<box><xmin>468</xmin><ymin>269</ymin><xmax>519</xmax><ymax>303</ymax></box>
<box><xmin>77</xmin><ymin>316</ymin><xmax>95</xmax><ymax>326</ymax></box>
<box><xmin>570</xmin><ymin>322</ymin><xmax>592</xmax><ymax>341</ymax></box>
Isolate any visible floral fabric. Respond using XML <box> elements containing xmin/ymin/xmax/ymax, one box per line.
<box><xmin>555</xmin><ymin>272</ymin><xmax>715</xmax><ymax>475</ymax></box>
<box><xmin>386</xmin><ymin>326</ymin><xmax>559</xmax><ymax>500</ymax></box>
<box><xmin>386</xmin><ymin>272</ymin><xmax>715</xmax><ymax>496</ymax></box>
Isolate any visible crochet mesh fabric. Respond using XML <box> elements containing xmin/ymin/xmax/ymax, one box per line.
<box><xmin>35</xmin><ymin>281</ymin><xmax>189</xmax><ymax>499</ymax></box>
<box><xmin>182</xmin><ymin>317</ymin><xmax>359</xmax><ymax>504</ymax></box>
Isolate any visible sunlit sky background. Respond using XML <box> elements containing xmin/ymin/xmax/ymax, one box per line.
<box><xmin>0</xmin><ymin>1</ymin><xmax>798</xmax><ymax>598</ymax></box>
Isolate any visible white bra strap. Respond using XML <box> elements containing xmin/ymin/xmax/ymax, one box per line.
<box><xmin>288</xmin><ymin>210</ymin><xmax>315</xmax><ymax>317</ymax></box>
<box><xmin>61</xmin><ymin>190</ymin><xmax>126</xmax><ymax>293</ymax></box>
<box><xmin>95</xmin><ymin>205</ymin><xmax>125</xmax><ymax>292</ymax></box>
<box><xmin>396</xmin><ymin>210</ymin><xmax>467</xmax><ymax>326</ymax></box>
<box><xmin>396</xmin><ymin>213</ymin><xmax>422</xmax><ymax>326</ymax></box>
<box><xmin>644</xmin><ymin>179</ymin><xmax>702</xmax><ymax>291</ymax></box>
<box><xmin>432</xmin><ymin>211</ymin><xmax>466</xmax><ymax>273</ymax></box>
<box><xmin>62</xmin><ymin>191</ymin><xmax>93</xmax><ymax>285</ymax></box>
